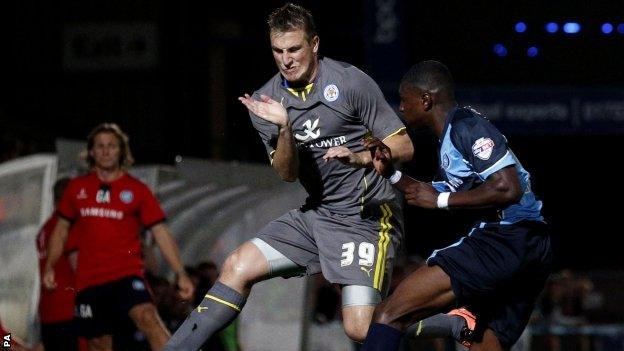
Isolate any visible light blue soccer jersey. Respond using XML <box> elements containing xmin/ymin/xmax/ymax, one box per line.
<box><xmin>432</xmin><ymin>107</ymin><xmax>543</xmax><ymax>224</ymax></box>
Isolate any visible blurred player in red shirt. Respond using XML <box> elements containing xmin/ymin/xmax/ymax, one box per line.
<box><xmin>36</xmin><ymin>177</ymin><xmax>87</xmax><ymax>351</ymax></box>
<box><xmin>43</xmin><ymin>123</ymin><xmax>193</xmax><ymax>351</ymax></box>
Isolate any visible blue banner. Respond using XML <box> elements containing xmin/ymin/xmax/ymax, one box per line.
<box><xmin>457</xmin><ymin>87</ymin><xmax>624</xmax><ymax>134</ymax></box>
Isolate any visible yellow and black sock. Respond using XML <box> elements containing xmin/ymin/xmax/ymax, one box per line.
<box><xmin>163</xmin><ymin>282</ymin><xmax>246</xmax><ymax>351</ymax></box>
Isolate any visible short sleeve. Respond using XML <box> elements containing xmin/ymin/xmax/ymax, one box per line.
<box><xmin>57</xmin><ymin>181</ymin><xmax>78</xmax><ymax>221</ymax></box>
<box><xmin>431</xmin><ymin>181</ymin><xmax>453</xmax><ymax>193</ymax></box>
<box><xmin>450</xmin><ymin>111</ymin><xmax>516</xmax><ymax>179</ymax></box>
<box><xmin>138</xmin><ymin>185</ymin><xmax>166</xmax><ymax>228</ymax></box>
<box><xmin>345</xmin><ymin>68</ymin><xmax>406</xmax><ymax>140</ymax></box>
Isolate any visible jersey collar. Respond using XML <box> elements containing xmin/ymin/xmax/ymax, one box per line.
<box><xmin>440</xmin><ymin>107</ymin><xmax>459</xmax><ymax>142</ymax></box>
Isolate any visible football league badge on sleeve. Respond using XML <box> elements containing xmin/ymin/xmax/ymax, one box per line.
<box><xmin>472</xmin><ymin>137</ymin><xmax>494</xmax><ymax>160</ymax></box>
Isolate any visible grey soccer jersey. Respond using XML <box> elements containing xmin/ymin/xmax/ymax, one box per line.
<box><xmin>249</xmin><ymin>57</ymin><xmax>406</xmax><ymax>215</ymax></box>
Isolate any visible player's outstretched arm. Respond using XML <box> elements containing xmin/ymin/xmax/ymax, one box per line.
<box><xmin>239</xmin><ymin>93</ymin><xmax>299</xmax><ymax>182</ymax></box>
<box><xmin>387</xmin><ymin>169</ymin><xmax>520</xmax><ymax>210</ymax></box>
<box><xmin>324</xmin><ymin>131</ymin><xmax>413</xmax><ymax>168</ymax></box>
<box><xmin>364</xmin><ymin>137</ymin><xmax>522</xmax><ymax>210</ymax></box>
<box><xmin>322</xmin><ymin>146</ymin><xmax>371</xmax><ymax>168</ymax></box>
<box><xmin>439</xmin><ymin>166</ymin><xmax>522</xmax><ymax>210</ymax></box>
<box><xmin>363</xmin><ymin>137</ymin><xmax>440</xmax><ymax>208</ymax></box>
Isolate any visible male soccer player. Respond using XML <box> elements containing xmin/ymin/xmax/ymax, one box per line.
<box><xmin>361</xmin><ymin>60</ymin><xmax>552</xmax><ymax>351</ymax></box>
<box><xmin>37</xmin><ymin>177</ymin><xmax>84</xmax><ymax>351</ymax></box>
<box><xmin>164</xmin><ymin>3</ymin><xmax>413</xmax><ymax>349</ymax></box>
<box><xmin>43</xmin><ymin>123</ymin><xmax>194</xmax><ymax>351</ymax></box>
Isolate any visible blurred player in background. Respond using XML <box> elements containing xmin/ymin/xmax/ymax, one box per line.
<box><xmin>164</xmin><ymin>3</ymin><xmax>413</xmax><ymax>349</ymax></box>
<box><xmin>37</xmin><ymin>177</ymin><xmax>87</xmax><ymax>351</ymax></box>
<box><xmin>43</xmin><ymin>123</ymin><xmax>194</xmax><ymax>351</ymax></box>
<box><xmin>361</xmin><ymin>60</ymin><xmax>552</xmax><ymax>351</ymax></box>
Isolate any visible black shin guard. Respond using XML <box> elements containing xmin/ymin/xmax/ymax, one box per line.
<box><xmin>164</xmin><ymin>282</ymin><xmax>246</xmax><ymax>351</ymax></box>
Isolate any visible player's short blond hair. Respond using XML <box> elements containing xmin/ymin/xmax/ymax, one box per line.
<box><xmin>267</xmin><ymin>3</ymin><xmax>317</xmax><ymax>41</ymax></box>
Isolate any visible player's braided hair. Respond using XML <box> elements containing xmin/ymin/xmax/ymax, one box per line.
<box><xmin>401</xmin><ymin>60</ymin><xmax>455</xmax><ymax>97</ymax></box>
<box><xmin>86</xmin><ymin>122</ymin><xmax>134</xmax><ymax>169</ymax></box>
<box><xmin>268</xmin><ymin>3</ymin><xmax>317</xmax><ymax>41</ymax></box>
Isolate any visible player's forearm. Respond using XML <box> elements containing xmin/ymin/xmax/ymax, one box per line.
<box><xmin>272</xmin><ymin>122</ymin><xmax>299</xmax><ymax>182</ymax></box>
<box><xmin>45</xmin><ymin>224</ymin><xmax>69</xmax><ymax>271</ymax></box>
<box><xmin>384</xmin><ymin>131</ymin><xmax>414</xmax><ymax>163</ymax></box>
<box><xmin>351</xmin><ymin>150</ymin><xmax>372</xmax><ymax>168</ymax></box>
<box><xmin>152</xmin><ymin>224</ymin><xmax>186</xmax><ymax>275</ymax></box>
<box><xmin>445</xmin><ymin>187</ymin><xmax>511</xmax><ymax>209</ymax></box>
<box><xmin>392</xmin><ymin>172</ymin><xmax>419</xmax><ymax>193</ymax></box>
<box><xmin>358</xmin><ymin>132</ymin><xmax>412</xmax><ymax>169</ymax></box>
<box><xmin>445</xmin><ymin>169</ymin><xmax>522</xmax><ymax>209</ymax></box>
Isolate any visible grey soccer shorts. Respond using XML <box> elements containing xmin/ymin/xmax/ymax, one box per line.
<box><xmin>256</xmin><ymin>204</ymin><xmax>403</xmax><ymax>295</ymax></box>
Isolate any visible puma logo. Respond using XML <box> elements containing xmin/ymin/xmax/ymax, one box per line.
<box><xmin>360</xmin><ymin>266</ymin><xmax>373</xmax><ymax>277</ymax></box>
<box><xmin>295</xmin><ymin>118</ymin><xmax>320</xmax><ymax>141</ymax></box>
<box><xmin>197</xmin><ymin>306</ymin><xmax>209</xmax><ymax>313</ymax></box>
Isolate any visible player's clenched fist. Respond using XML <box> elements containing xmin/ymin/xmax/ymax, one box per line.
<box><xmin>404</xmin><ymin>181</ymin><xmax>439</xmax><ymax>209</ymax></box>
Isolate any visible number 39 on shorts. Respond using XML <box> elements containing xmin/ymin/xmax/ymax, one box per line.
<box><xmin>341</xmin><ymin>242</ymin><xmax>375</xmax><ymax>267</ymax></box>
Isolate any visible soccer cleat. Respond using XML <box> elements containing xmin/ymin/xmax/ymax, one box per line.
<box><xmin>447</xmin><ymin>308</ymin><xmax>476</xmax><ymax>348</ymax></box>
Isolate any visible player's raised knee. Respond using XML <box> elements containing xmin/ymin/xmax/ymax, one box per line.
<box><xmin>222</xmin><ymin>249</ymin><xmax>252</xmax><ymax>280</ymax></box>
<box><xmin>221</xmin><ymin>242</ymin><xmax>268</xmax><ymax>284</ymax></box>
<box><xmin>343</xmin><ymin>318</ymin><xmax>370</xmax><ymax>342</ymax></box>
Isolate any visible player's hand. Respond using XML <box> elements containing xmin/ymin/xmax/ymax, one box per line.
<box><xmin>323</xmin><ymin>146</ymin><xmax>364</xmax><ymax>167</ymax></box>
<box><xmin>404</xmin><ymin>181</ymin><xmax>439</xmax><ymax>209</ymax></box>
<box><xmin>238</xmin><ymin>93</ymin><xmax>288</xmax><ymax>128</ymax></box>
<box><xmin>176</xmin><ymin>273</ymin><xmax>195</xmax><ymax>300</ymax></box>
<box><xmin>43</xmin><ymin>267</ymin><xmax>57</xmax><ymax>290</ymax></box>
<box><xmin>362</xmin><ymin>137</ymin><xmax>394</xmax><ymax>178</ymax></box>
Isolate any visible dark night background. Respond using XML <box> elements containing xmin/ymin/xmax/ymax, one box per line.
<box><xmin>6</xmin><ymin>1</ymin><xmax>624</xmax><ymax>271</ymax></box>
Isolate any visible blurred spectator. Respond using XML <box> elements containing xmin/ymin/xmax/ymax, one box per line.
<box><xmin>540</xmin><ymin>269</ymin><xmax>601</xmax><ymax>327</ymax></box>
<box><xmin>531</xmin><ymin>269</ymin><xmax>604</xmax><ymax>351</ymax></box>
<box><xmin>42</xmin><ymin>123</ymin><xmax>193</xmax><ymax>350</ymax></box>
<box><xmin>144</xmin><ymin>260</ymin><xmax>238</xmax><ymax>351</ymax></box>
<box><xmin>36</xmin><ymin>177</ymin><xmax>87</xmax><ymax>351</ymax></box>
<box><xmin>312</xmin><ymin>277</ymin><xmax>341</xmax><ymax>325</ymax></box>
<box><xmin>307</xmin><ymin>276</ymin><xmax>353</xmax><ymax>351</ymax></box>
<box><xmin>196</xmin><ymin>261</ymin><xmax>220</xmax><ymax>298</ymax></box>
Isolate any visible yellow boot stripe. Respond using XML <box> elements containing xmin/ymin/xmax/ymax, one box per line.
<box><xmin>415</xmin><ymin>320</ymin><xmax>424</xmax><ymax>336</ymax></box>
